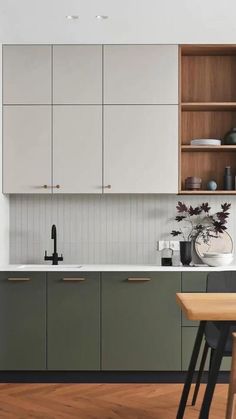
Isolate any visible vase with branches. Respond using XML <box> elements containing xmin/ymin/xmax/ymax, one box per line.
<box><xmin>171</xmin><ymin>201</ymin><xmax>231</xmax><ymax>265</ymax></box>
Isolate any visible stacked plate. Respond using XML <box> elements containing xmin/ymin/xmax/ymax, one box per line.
<box><xmin>191</xmin><ymin>139</ymin><xmax>221</xmax><ymax>146</ymax></box>
<box><xmin>201</xmin><ymin>252</ymin><xmax>233</xmax><ymax>267</ymax></box>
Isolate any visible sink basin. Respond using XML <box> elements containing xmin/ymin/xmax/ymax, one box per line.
<box><xmin>18</xmin><ymin>264</ymin><xmax>83</xmax><ymax>269</ymax></box>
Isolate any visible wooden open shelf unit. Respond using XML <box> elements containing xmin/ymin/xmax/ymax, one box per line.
<box><xmin>179</xmin><ymin>44</ymin><xmax>236</xmax><ymax>195</ymax></box>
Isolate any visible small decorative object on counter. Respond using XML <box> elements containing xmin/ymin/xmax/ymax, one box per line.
<box><xmin>179</xmin><ymin>241</ymin><xmax>192</xmax><ymax>266</ymax></box>
<box><xmin>207</xmin><ymin>180</ymin><xmax>217</xmax><ymax>191</ymax></box>
<box><xmin>170</xmin><ymin>201</ymin><xmax>232</xmax><ymax>266</ymax></box>
<box><xmin>223</xmin><ymin>128</ymin><xmax>236</xmax><ymax>145</ymax></box>
<box><xmin>161</xmin><ymin>245</ymin><xmax>173</xmax><ymax>266</ymax></box>
<box><xmin>185</xmin><ymin>176</ymin><xmax>202</xmax><ymax>190</ymax></box>
<box><xmin>224</xmin><ymin>166</ymin><xmax>233</xmax><ymax>190</ymax></box>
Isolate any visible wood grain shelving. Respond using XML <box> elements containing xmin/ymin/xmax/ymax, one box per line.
<box><xmin>181</xmin><ymin>145</ymin><xmax>236</xmax><ymax>152</ymax></box>
<box><xmin>182</xmin><ymin>102</ymin><xmax>236</xmax><ymax>111</ymax></box>
<box><xmin>179</xmin><ymin>45</ymin><xmax>236</xmax><ymax>194</ymax></box>
<box><xmin>180</xmin><ymin>190</ymin><xmax>236</xmax><ymax>195</ymax></box>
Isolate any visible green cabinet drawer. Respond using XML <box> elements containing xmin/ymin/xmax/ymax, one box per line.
<box><xmin>101</xmin><ymin>272</ymin><xmax>181</xmax><ymax>371</ymax></box>
<box><xmin>182</xmin><ymin>273</ymin><xmax>207</xmax><ymax>327</ymax></box>
<box><xmin>182</xmin><ymin>327</ymin><xmax>231</xmax><ymax>371</ymax></box>
<box><xmin>0</xmin><ymin>272</ymin><xmax>46</xmax><ymax>370</ymax></box>
<box><xmin>47</xmin><ymin>272</ymin><xmax>100</xmax><ymax>370</ymax></box>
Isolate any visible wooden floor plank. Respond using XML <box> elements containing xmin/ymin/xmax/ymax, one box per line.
<box><xmin>0</xmin><ymin>383</ymin><xmax>229</xmax><ymax>418</ymax></box>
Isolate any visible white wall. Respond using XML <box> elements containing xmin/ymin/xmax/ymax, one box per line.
<box><xmin>0</xmin><ymin>45</ymin><xmax>10</xmax><ymax>264</ymax></box>
<box><xmin>9</xmin><ymin>194</ymin><xmax>236</xmax><ymax>265</ymax></box>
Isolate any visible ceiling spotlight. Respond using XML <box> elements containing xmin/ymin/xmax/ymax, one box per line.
<box><xmin>66</xmin><ymin>15</ymin><xmax>79</xmax><ymax>20</ymax></box>
<box><xmin>96</xmin><ymin>15</ymin><xmax>108</xmax><ymax>20</ymax></box>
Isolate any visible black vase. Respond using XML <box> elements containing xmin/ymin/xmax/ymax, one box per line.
<box><xmin>180</xmin><ymin>241</ymin><xmax>192</xmax><ymax>266</ymax></box>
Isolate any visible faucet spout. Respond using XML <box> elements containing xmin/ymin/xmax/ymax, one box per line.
<box><xmin>51</xmin><ymin>224</ymin><xmax>57</xmax><ymax>254</ymax></box>
<box><xmin>44</xmin><ymin>224</ymin><xmax>63</xmax><ymax>265</ymax></box>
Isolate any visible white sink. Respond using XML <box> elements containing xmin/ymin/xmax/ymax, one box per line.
<box><xmin>18</xmin><ymin>264</ymin><xmax>83</xmax><ymax>269</ymax></box>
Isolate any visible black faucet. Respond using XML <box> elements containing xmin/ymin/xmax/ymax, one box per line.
<box><xmin>44</xmin><ymin>224</ymin><xmax>63</xmax><ymax>265</ymax></box>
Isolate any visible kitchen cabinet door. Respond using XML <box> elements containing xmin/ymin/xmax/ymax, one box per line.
<box><xmin>3</xmin><ymin>45</ymin><xmax>51</xmax><ymax>104</ymax></box>
<box><xmin>53</xmin><ymin>106</ymin><xmax>102</xmax><ymax>193</ymax></box>
<box><xmin>3</xmin><ymin>106</ymin><xmax>51</xmax><ymax>193</ymax></box>
<box><xmin>47</xmin><ymin>272</ymin><xmax>100</xmax><ymax>370</ymax></box>
<box><xmin>104</xmin><ymin>105</ymin><xmax>178</xmax><ymax>193</ymax></box>
<box><xmin>101</xmin><ymin>272</ymin><xmax>181</xmax><ymax>371</ymax></box>
<box><xmin>181</xmin><ymin>272</ymin><xmax>207</xmax><ymax>327</ymax></box>
<box><xmin>53</xmin><ymin>45</ymin><xmax>102</xmax><ymax>104</ymax></box>
<box><xmin>0</xmin><ymin>272</ymin><xmax>46</xmax><ymax>370</ymax></box>
<box><xmin>104</xmin><ymin>45</ymin><xmax>178</xmax><ymax>104</ymax></box>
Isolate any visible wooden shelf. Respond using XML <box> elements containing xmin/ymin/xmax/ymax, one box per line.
<box><xmin>181</xmin><ymin>145</ymin><xmax>236</xmax><ymax>151</ymax></box>
<box><xmin>182</xmin><ymin>102</ymin><xmax>236</xmax><ymax>111</ymax></box>
<box><xmin>179</xmin><ymin>190</ymin><xmax>236</xmax><ymax>195</ymax></box>
<box><xmin>180</xmin><ymin>45</ymin><xmax>236</xmax><ymax>194</ymax></box>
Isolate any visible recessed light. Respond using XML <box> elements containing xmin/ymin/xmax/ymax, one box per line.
<box><xmin>66</xmin><ymin>15</ymin><xmax>79</xmax><ymax>20</ymax></box>
<box><xmin>95</xmin><ymin>15</ymin><xmax>108</xmax><ymax>20</ymax></box>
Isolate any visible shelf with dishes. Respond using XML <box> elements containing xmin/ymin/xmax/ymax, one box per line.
<box><xmin>179</xmin><ymin>44</ymin><xmax>236</xmax><ymax>195</ymax></box>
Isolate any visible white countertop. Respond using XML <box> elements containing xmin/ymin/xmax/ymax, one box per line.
<box><xmin>0</xmin><ymin>264</ymin><xmax>236</xmax><ymax>272</ymax></box>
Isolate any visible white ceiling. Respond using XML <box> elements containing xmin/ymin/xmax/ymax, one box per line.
<box><xmin>0</xmin><ymin>0</ymin><xmax>236</xmax><ymax>44</ymax></box>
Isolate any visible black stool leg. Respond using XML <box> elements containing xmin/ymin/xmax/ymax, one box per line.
<box><xmin>199</xmin><ymin>322</ymin><xmax>230</xmax><ymax>419</ymax></box>
<box><xmin>176</xmin><ymin>321</ymin><xmax>206</xmax><ymax>419</ymax></box>
<box><xmin>191</xmin><ymin>341</ymin><xmax>209</xmax><ymax>406</ymax></box>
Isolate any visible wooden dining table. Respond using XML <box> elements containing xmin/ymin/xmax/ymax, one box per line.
<box><xmin>176</xmin><ymin>293</ymin><xmax>236</xmax><ymax>419</ymax></box>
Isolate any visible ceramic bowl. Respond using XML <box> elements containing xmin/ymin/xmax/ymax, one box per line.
<box><xmin>201</xmin><ymin>254</ymin><xmax>233</xmax><ymax>267</ymax></box>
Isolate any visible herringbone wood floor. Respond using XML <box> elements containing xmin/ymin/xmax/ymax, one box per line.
<box><xmin>0</xmin><ymin>383</ymin><xmax>228</xmax><ymax>418</ymax></box>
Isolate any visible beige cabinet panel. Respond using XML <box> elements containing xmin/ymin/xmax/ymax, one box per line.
<box><xmin>53</xmin><ymin>106</ymin><xmax>102</xmax><ymax>193</ymax></box>
<box><xmin>3</xmin><ymin>46</ymin><xmax>51</xmax><ymax>104</ymax></box>
<box><xmin>53</xmin><ymin>45</ymin><xmax>102</xmax><ymax>104</ymax></box>
<box><xmin>104</xmin><ymin>105</ymin><xmax>178</xmax><ymax>193</ymax></box>
<box><xmin>104</xmin><ymin>45</ymin><xmax>178</xmax><ymax>104</ymax></box>
<box><xmin>3</xmin><ymin>106</ymin><xmax>51</xmax><ymax>193</ymax></box>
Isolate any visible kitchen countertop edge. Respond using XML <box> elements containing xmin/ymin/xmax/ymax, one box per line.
<box><xmin>0</xmin><ymin>264</ymin><xmax>236</xmax><ymax>272</ymax></box>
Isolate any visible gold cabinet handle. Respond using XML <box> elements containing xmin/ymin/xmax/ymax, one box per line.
<box><xmin>62</xmin><ymin>277</ymin><xmax>86</xmax><ymax>282</ymax></box>
<box><xmin>104</xmin><ymin>184</ymin><xmax>111</xmax><ymax>189</ymax></box>
<box><xmin>8</xmin><ymin>277</ymin><xmax>31</xmax><ymax>281</ymax></box>
<box><xmin>127</xmin><ymin>277</ymin><xmax>151</xmax><ymax>282</ymax></box>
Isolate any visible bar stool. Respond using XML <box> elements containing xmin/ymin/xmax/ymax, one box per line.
<box><xmin>191</xmin><ymin>272</ymin><xmax>236</xmax><ymax>407</ymax></box>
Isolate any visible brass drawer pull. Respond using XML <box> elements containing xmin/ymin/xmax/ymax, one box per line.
<box><xmin>8</xmin><ymin>277</ymin><xmax>31</xmax><ymax>281</ymax></box>
<box><xmin>62</xmin><ymin>277</ymin><xmax>86</xmax><ymax>282</ymax></box>
<box><xmin>127</xmin><ymin>277</ymin><xmax>151</xmax><ymax>282</ymax></box>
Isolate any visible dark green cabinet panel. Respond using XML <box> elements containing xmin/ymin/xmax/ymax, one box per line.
<box><xmin>47</xmin><ymin>272</ymin><xmax>100</xmax><ymax>370</ymax></box>
<box><xmin>182</xmin><ymin>327</ymin><xmax>231</xmax><ymax>371</ymax></box>
<box><xmin>101</xmin><ymin>272</ymin><xmax>181</xmax><ymax>371</ymax></box>
<box><xmin>182</xmin><ymin>273</ymin><xmax>207</xmax><ymax>327</ymax></box>
<box><xmin>0</xmin><ymin>272</ymin><xmax>46</xmax><ymax>370</ymax></box>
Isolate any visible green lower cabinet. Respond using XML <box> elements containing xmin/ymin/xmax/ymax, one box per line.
<box><xmin>47</xmin><ymin>272</ymin><xmax>100</xmax><ymax>370</ymax></box>
<box><xmin>182</xmin><ymin>327</ymin><xmax>231</xmax><ymax>371</ymax></box>
<box><xmin>182</xmin><ymin>272</ymin><xmax>207</xmax><ymax>327</ymax></box>
<box><xmin>101</xmin><ymin>272</ymin><xmax>181</xmax><ymax>371</ymax></box>
<box><xmin>0</xmin><ymin>272</ymin><xmax>46</xmax><ymax>370</ymax></box>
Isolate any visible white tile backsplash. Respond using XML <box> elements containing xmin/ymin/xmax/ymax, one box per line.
<box><xmin>9</xmin><ymin>194</ymin><xmax>236</xmax><ymax>264</ymax></box>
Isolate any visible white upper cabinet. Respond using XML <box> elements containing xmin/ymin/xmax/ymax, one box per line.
<box><xmin>3</xmin><ymin>46</ymin><xmax>51</xmax><ymax>104</ymax></box>
<box><xmin>104</xmin><ymin>105</ymin><xmax>178</xmax><ymax>194</ymax></box>
<box><xmin>53</xmin><ymin>106</ymin><xmax>102</xmax><ymax>193</ymax></box>
<box><xmin>104</xmin><ymin>45</ymin><xmax>178</xmax><ymax>104</ymax></box>
<box><xmin>53</xmin><ymin>45</ymin><xmax>102</xmax><ymax>104</ymax></box>
<box><xmin>3</xmin><ymin>106</ymin><xmax>51</xmax><ymax>193</ymax></box>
